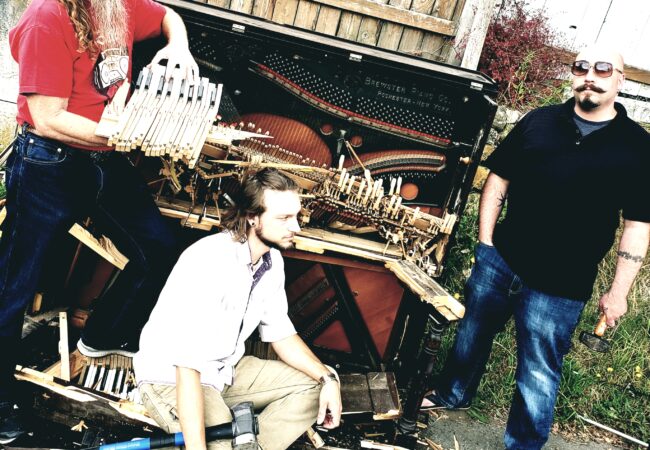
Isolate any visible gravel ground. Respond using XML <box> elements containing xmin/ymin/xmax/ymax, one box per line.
<box><xmin>422</xmin><ymin>410</ymin><xmax>627</xmax><ymax>450</ymax></box>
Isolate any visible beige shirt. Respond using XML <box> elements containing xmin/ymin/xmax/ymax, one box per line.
<box><xmin>133</xmin><ymin>232</ymin><xmax>296</xmax><ymax>390</ymax></box>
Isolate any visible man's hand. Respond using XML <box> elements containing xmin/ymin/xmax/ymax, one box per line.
<box><xmin>149</xmin><ymin>44</ymin><xmax>199</xmax><ymax>83</ymax></box>
<box><xmin>598</xmin><ymin>291</ymin><xmax>628</xmax><ymax>327</ymax></box>
<box><xmin>317</xmin><ymin>381</ymin><xmax>342</xmax><ymax>429</ymax></box>
<box><xmin>152</xmin><ymin>7</ymin><xmax>200</xmax><ymax>83</ymax></box>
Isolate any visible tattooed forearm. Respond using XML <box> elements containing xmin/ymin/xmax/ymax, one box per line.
<box><xmin>617</xmin><ymin>250</ymin><xmax>645</xmax><ymax>263</ymax></box>
<box><xmin>497</xmin><ymin>191</ymin><xmax>508</xmax><ymax>208</ymax></box>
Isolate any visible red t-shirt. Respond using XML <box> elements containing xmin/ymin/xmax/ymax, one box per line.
<box><xmin>9</xmin><ymin>0</ymin><xmax>166</xmax><ymax>149</ymax></box>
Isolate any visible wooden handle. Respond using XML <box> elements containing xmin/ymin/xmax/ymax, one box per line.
<box><xmin>594</xmin><ymin>313</ymin><xmax>608</xmax><ymax>337</ymax></box>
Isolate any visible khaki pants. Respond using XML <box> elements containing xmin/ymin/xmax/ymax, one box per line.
<box><xmin>139</xmin><ymin>356</ymin><xmax>320</xmax><ymax>450</ymax></box>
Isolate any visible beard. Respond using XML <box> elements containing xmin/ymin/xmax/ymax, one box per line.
<box><xmin>254</xmin><ymin>224</ymin><xmax>295</xmax><ymax>251</ymax></box>
<box><xmin>90</xmin><ymin>0</ymin><xmax>129</xmax><ymax>50</ymax></box>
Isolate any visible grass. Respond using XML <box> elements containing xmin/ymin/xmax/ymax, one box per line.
<box><xmin>0</xmin><ymin>115</ymin><xmax>15</xmax><ymax>199</ymax></box>
<box><xmin>438</xmin><ymin>192</ymin><xmax>650</xmax><ymax>445</ymax></box>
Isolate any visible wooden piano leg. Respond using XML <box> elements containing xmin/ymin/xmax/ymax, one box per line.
<box><xmin>396</xmin><ymin>314</ymin><xmax>447</xmax><ymax>434</ymax></box>
<box><xmin>386</xmin><ymin>290</ymin><xmax>430</xmax><ymax>385</ymax></box>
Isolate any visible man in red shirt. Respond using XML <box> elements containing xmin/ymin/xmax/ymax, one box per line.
<box><xmin>0</xmin><ymin>0</ymin><xmax>198</xmax><ymax>443</ymax></box>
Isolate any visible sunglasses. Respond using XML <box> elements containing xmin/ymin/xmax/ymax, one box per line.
<box><xmin>571</xmin><ymin>60</ymin><xmax>623</xmax><ymax>78</ymax></box>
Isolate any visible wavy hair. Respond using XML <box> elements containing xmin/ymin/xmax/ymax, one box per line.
<box><xmin>221</xmin><ymin>169</ymin><xmax>299</xmax><ymax>243</ymax></box>
<box><xmin>58</xmin><ymin>0</ymin><xmax>97</xmax><ymax>55</ymax></box>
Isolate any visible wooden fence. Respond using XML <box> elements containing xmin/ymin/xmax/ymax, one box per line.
<box><xmin>189</xmin><ymin>0</ymin><xmax>470</xmax><ymax>64</ymax></box>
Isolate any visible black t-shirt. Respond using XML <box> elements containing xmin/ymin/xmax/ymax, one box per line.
<box><xmin>485</xmin><ymin>99</ymin><xmax>650</xmax><ymax>300</ymax></box>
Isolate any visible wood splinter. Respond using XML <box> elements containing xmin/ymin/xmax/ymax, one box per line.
<box><xmin>70</xmin><ymin>420</ymin><xmax>88</xmax><ymax>432</ymax></box>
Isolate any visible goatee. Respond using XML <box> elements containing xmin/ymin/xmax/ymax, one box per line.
<box><xmin>90</xmin><ymin>0</ymin><xmax>128</xmax><ymax>50</ymax></box>
<box><xmin>577</xmin><ymin>96</ymin><xmax>600</xmax><ymax>110</ymax></box>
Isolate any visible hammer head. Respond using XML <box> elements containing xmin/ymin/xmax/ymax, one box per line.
<box><xmin>230</xmin><ymin>401</ymin><xmax>258</xmax><ymax>448</ymax></box>
<box><xmin>579</xmin><ymin>331</ymin><xmax>611</xmax><ymax>353</ymax></box>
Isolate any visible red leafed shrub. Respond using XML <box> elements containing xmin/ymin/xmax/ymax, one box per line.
<box><xmin>479</xmin><ymin>0</ymin><xmax>566</xmax><ymax>110</ymax></box>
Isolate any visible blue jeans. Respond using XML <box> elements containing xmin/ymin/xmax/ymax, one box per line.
<box><xmin>0</xmin><ymin>131</ymin><xmax>176</xmax><ymax>403</ymax></box>
<box><xmin>432</xmin><ymin>242</ymin><xmax>584</xmax><ymax>450</ymax></box>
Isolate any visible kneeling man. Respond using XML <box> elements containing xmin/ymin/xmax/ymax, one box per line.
<box><xmin>134</xmin><ymin>169</ymin><xmax>341</xmax><ymax>449</ymax></box>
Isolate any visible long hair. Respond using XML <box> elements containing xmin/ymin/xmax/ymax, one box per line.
<box><xmin>58</xmin><ymin>0</ymin><xmax>97</xmax><ymax>55</ymax></box>
<box><xmin>221</xmin><ymin>169</ymin><xmax>299</xmax><ymax>242</ymax></box>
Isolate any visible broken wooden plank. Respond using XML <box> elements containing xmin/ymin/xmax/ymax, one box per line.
<box><xmin>0</xmin><ymin>200</ymin><xmax>6</xmax><ymax>228</ymax></box>
<box><xmin>360</xmin><ymin>440</ymin><xmax>410</xmax><ymax>450</ymax></box>
<box><xmin>58</xmin><ymin>312</ymin><xmax>70</xmax><ymax>381</ymax></box>
<box><xmin>15</xmin><ymin>366</ymin><xmax>157</xmax><ymax>429</ymax></box>
<box><xmin>45</xmin><ymin>350</ymin><xmax>86</xmax><ymax>380</ymax></box>
<box><xmin>367</xmin><ymin>372</ymin><xmax>401</xmax><ymax>420</ymax></box>
<box><xmin>31</xmin><ymin>292</ymin><xmax>43</xmax><ymax>315</ymax></box>
<box><xmin>306</xmin><ymin>427</ymin><xmax>325</xmax><ymax>448</ymax></box>
<box><xmin>384</xmin><ymin>259</ymin><xmax>464</xmax><ymax>321</ymax></box>
<box><xmin>339</xmin><ymin>373</ymin><xmax>373</xmax><ymax>414</ymax></box>
<box><xmin>68</xmin><ymin>223</ymin><xmax>129</xmax><ymax>270</ymax></box>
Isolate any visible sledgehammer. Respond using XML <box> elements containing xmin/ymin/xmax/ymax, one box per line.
<box><xmin>579</xmin><ymin>313</ymin><xmax>610</xmax><ymax>353</ymax></box>
<box><xmin>84</xmin><ymin>401</ymin><xmax>258</xmax><ymax>450</ymax></box>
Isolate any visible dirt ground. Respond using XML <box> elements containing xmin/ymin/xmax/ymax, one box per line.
<box><xmin>422</xmin><ymin>410</ymin><xmax>628</xmax><ymax>450</ymax></box>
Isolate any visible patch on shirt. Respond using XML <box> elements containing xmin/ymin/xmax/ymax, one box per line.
<box><xmin>94</xmin><ymin>47</ymin><xmax>129</xmax><ymax>96</ymax></box>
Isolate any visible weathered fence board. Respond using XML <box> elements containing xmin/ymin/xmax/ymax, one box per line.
<box><xmin>294</xmin><ymin>1</ymin><xmax>321</xmax><ymax>30</ymax></box>
<box><xmin>272</xmin><ymin>0</ymin><xmax>300</xmax><ymax>24</ymax></box>
<box><xmin>336</xmin><ymin>11</ymin><xmax>363</xmax><ymax>40</ymax></box>
<box><xmin>398</xmin><ymin>0</ymin><xmax>435</xmax><ymax>55</ymax></box>
<box><xmin>315</xmin><ymin>5</ymin><xmax>343</xmax><ymax>35</ymax></box>
<box><xmin>376</xmin><ymin>0</ymin><xmax>412</xmax><ymax>51</ymax></box>
<box><xmin>205</xmin><ymin>0</ymin><xmax>230</xmax><ymax>8</ymax></box>
<box><xmin>251</xmin><ymin>0</ymin><xmax>274</xmax><ymax>19</ymax></box>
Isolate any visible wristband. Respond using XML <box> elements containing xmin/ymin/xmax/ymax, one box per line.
<box><xmin>319</xmin><ymin>372</ymin><xmax>339</xmax><ymax>385</ymax></box>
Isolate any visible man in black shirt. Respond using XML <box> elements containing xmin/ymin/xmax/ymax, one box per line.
<box><xmin>421</xmin><ymin>46</ymin><xmax>650</xmax><ymax>450</ymax></box>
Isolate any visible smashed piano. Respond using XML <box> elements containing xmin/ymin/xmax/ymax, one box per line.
<box><xmin>12</xmin><ymin>0</ymin><xmax>498</xmax><ymax>448</ymax></box>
